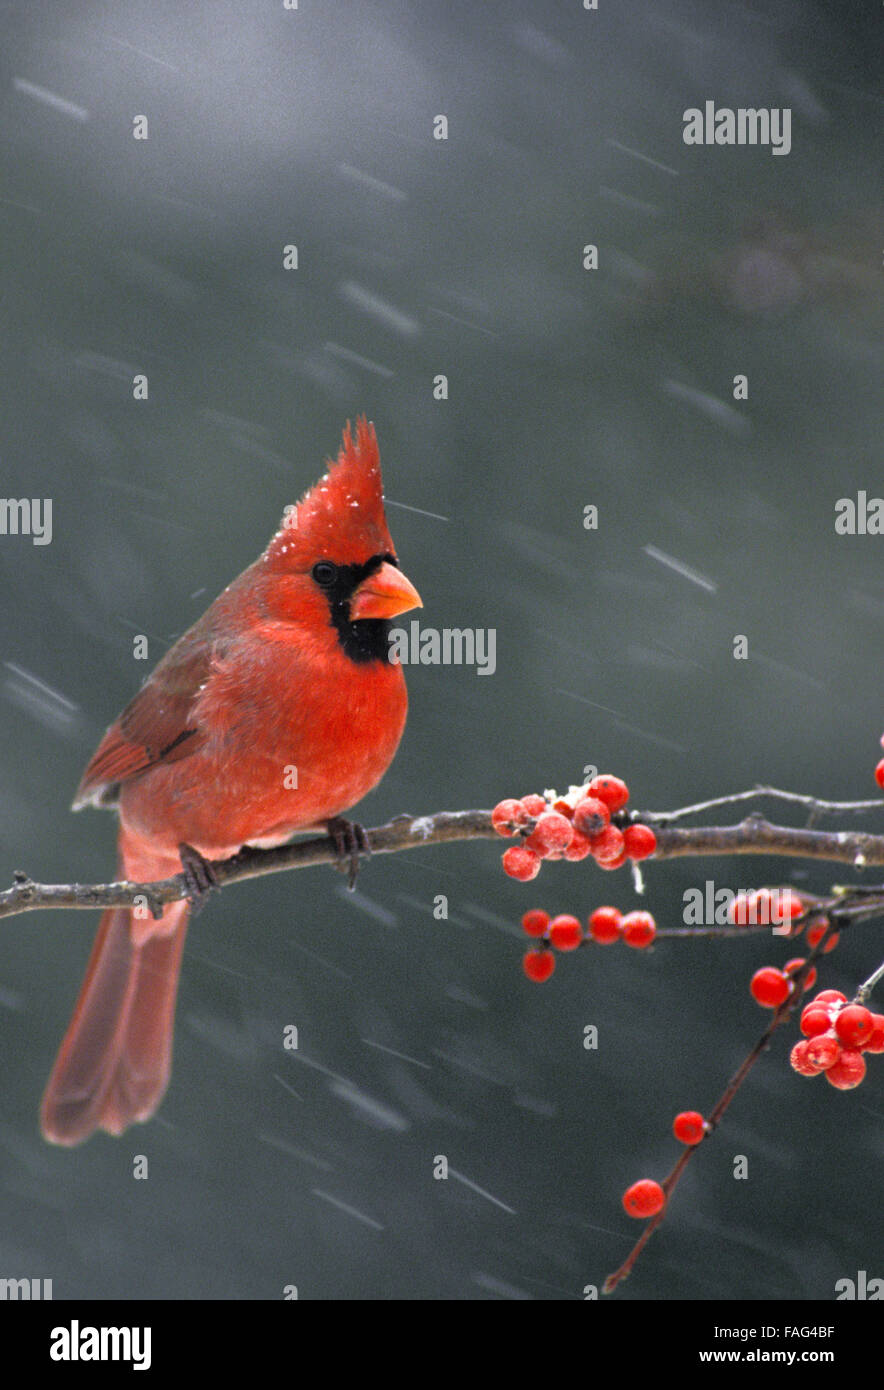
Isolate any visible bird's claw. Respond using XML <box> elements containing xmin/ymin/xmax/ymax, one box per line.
<box><xmin>177</xmin><ymin>842</ymin><xmax>220</xmax><ymax>915</ymax></box>
<box><xmin>326</xmin><ymin>817</ymin><xmax>371</xmax><ymax>891</ymax></box>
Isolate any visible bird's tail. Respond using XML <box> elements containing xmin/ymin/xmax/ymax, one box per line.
<box><xmin>41</xmin><ymin>830</ymin><xmax>188</xmax><ymax>1146</ymax></box>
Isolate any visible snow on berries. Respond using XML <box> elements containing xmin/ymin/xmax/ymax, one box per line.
<box><xmin>526</xmin><ymin>811</ymin><xmax>574</xmax><ymax>857</ymax></box>
<box><xmin>789</xmin><ymin>990</ymin><xmax>884</xmax><ymax>1092</ymax></box>
<box><xmin>491</xmin><ymin>799</ymin><xmax>531</xmax><ymax>836</ymax></box>
<box><xmin>501</xmin><ymin>845</ymin><xmax>541</xmax><ymax>881</ymax></box>
<box><xmin>493</xmin><ymin>775</ymin><xmax>657</xmax><ymax>882</ymax></box>
<box><xmin>588</xmin><ymin>775</ymin><xmax>630</xmax><ymax>812</ymax></box>
<box><xmin>572</xmin><ymin>797</ymin><xmax>609</xmax><ymax>837</ymax></box>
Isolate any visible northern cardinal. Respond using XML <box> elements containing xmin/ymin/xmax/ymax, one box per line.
<box><xmin>41</xmin><ymin>418</ymin><xmax>421</xmax><ymax>1145</ymax></box>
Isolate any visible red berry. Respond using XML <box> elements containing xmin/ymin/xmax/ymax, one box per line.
<box><xmin>502</xmin><ymin>846</ymin><xmax>542</xmax><ymax>881</ymax></box>
<box><xmin>621</xmin><ymin>910</ymin><xmax>656</xmax><ymax>949</ymax></box>
<box><xmin>806</xmin><ymin>921</ymin><xmax>839</xmax><ymax>952</ymax></box>
<box><xmin>729</xmin><ymin>891</ymin><xmax>753</xmax><ymax>926</ymax></box>
<box><xmin>753</xmin><ymin>889</ymin><xmax>776</xmax><ymax>925</ymax></box>
<box><xmin>526</xmin><ymin>811</ymin><xmax>574</xmax><ymax>857</ymax></box>
<box><xmin>588</xmin><ymin>905</ymin><xmax>623</xmax><ymax>944</ymax></box>
<box><xmin>769</xmin><ymin>889</ymin><xmax>806</xmax><ymax>933</ymax></box>
<box><xmin>572</xmin><ymin>797</ymin><xmax>610</xmax><ymax>837</ymax></box>
<box><xmin>491</xmin><ymin>798</ymin><xmax>529</xmax><ymax>837</ymax></box>
<box><xmin>834</xmin><ymin>1004</ymin><xmax>874</xmax><ymax>1048</ymax></box>
<box><xmin>863</xmin><ymin>1014</ymin><xmax>884</xmax><ymax>1053</ymax></box>
<box><xmin>875</xmin><ymin>758</ymin><xmax>884</xmax><ymax>790</ymax></box>
<box><xmin>806</xmin><ymin>1032</ymin><xmax>841</xmax><ymax>1070</ymax></box>
<box><xmin>791</xmin><ymin>1040</ymin><xmax>824</xmax><ymax>1076</ymax></box>
<box><xmin>622</xmin><ymin>1179</ymin><xmax>665</xmax><ymax>1219</ymax></box>
<box><xmin>730</xmin><ymin>891</ymin><xmax>773</xmax><ymax>926</ymax></box>
<box><xmin>521</xmin><ymin>793</ymin><xmax>547</xmax><ymax>817</ymax></box>
<box><xmin>522</xmin><ymin>949</ymin><xmax>555</xmax><ymax>983</ymax></box>
<box><xmin>813</xmin><ymin>989</ymin><xmax>846</xmax><ymax>1006</ymax></box>
<box><xmin>750</xmin><ymin>967</ymin><xmax>791</xmax><ymax>1008</ymax></box>
<box><xmin>825</xmin><ymin>1048</ymin><xmax>866</xmax><ymax>1090</ymax></box>
<box><xmin>800</xmin><ymin>1006</ymin><xmax>832</xmax><ymax>1038</ymax></box>
<box><xmin>590</xmin><ymin>825</ymin><xmax>625</xmax><ymax>865</ymax></box>
<box><xmin>551</xmin><ymin>798</ymin><xmax>574</xmax><ymax>818</ymax></box>
<box><xmin>588</xmin><ymin>775</ymin><xmax>630</xmax><ymax>812</ymax></box>
<box><xmin>597</xmin><ymin>849</ymin><xmax>628</xmax><ymax>871</ymax></box>
<box><xmin>623</xmin><ymin>824</ymin><xmax>657</xmax><ymax>861</ymax></box>
<box><xmin>673</xmin><ymin>1111</ymin><xmax>705</xmax><ymax>1145</ymax></box>
<box><xmin>563</xmin><ymin>829</ymin><xmax>594</xmax><ymax>861</ymax></box>
<box><xmin>784</xmin><ymin>958</ymin><xmax>817</xmax><ymax>991</ymax></box>
<box><xmin>521</xmin><ymin>909</ymin><xmax>550</xmax><ymax>938</ymax></box>
<box><xmin>548</xmin><ymin>914</ymin><xmax>583</xmax><ymax>951</ymax></box>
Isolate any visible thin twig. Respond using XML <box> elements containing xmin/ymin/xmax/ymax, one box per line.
<box><xmin>648</xmin><ymin>785</ymin><xmax>884</xmax><ymax>825</ymax></box>
<box><xmin>602</xmin><ymin>916</ymin><xmax>843</xmax><ymax>1293</ymax></box>
<box><xmin>856</xmin><ymin>957</ymin><xmax>884</xmax><ymax>1004</ymax></box>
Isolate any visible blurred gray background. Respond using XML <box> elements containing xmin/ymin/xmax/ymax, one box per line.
<box><xmin>1</xmin><ymin>0</ymin><xmax>882</xmax><ymax>1300</ymax></box>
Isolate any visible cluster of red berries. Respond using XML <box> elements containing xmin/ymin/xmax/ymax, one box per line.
<box><xmin>521</xmin><ymin>905</ymin><xmax>657</xmax><ymax>980</ymax></box>
<box><xmin>874</xmin><ymin>732</ymin><xmax>884</xmax><ymax>789</ymax></box>
<box><xmin>790</xmin><ymin>991</ymin><xmax>884</xmax><ymax>1091</ymax></box>
<box><xmin>493</xmin><ymin>776</ymin><xmax>657</xmax><ymax>882</ymax></box>
<box><xmin>727</xmin><ymin>887</ymin><xmax>804</xmax><ymax>930</ymax></box>
<box><xmin>729</xmin><ymin>889</ymin><xmax>838</xmax><ymax>952</ymax></box>
<box><xmin>622</xmin><ymin>1110</ymin><xmax>708</xmax><ymax>1217</ymax></box>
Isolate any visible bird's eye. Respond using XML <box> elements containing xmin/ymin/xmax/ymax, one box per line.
<box><xmin>311</xmin><ymin>562</ymin><xmax>338</xmax><ymax>587</ymax></box>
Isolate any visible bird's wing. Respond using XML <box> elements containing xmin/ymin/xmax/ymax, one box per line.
<box><xmin>73</xmin><ymin>639</ymin><xmax>215</xmax><ymax>809</ymax></box>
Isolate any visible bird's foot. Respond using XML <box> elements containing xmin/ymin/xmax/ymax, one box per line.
<box><xmin>326</xmin><ymin>817</ymin><xmax>371</xmax><ymax>891</ymax></box>
<box><xmin>177</xmin><ymin>842</ymin><xmax>220</xmax><ymax>915</ymax></box>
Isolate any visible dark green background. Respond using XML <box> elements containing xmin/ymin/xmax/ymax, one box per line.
<box><xmin>1</xmin><ymin>0</ymin><xmax>881</xmax><ymax>1300</ymax></box>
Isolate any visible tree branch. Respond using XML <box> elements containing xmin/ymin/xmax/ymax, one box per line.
<box><xmin>0</xmin><ymin>811</ymin><xmax>491</xmax><ymax>920</ymax></box>
<box><xmin>4</xmin><ymin>808</ymin><xmax>884</xmax><ymax>922</ymax></box>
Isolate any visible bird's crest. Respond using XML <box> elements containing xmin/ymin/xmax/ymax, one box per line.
<box><xmin>265</xmin><ymin>417</ymin><xmax>395</xmax><ymax>569</ymax></box>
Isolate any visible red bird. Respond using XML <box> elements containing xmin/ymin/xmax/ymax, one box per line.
<box><xmin>41</xmin><ymin>418</ymin><xmax>421</xmax><ymax>1145</ymax></box>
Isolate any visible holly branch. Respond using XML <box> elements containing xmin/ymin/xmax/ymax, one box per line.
<box><xmin>4</xmin><ymin>786</ymin><xmax>884</xmax><ymax>921</ymax></box>
<box><xmin>7</xmin><ymin>778</ymin><xmax>884</xmax><ymax>1293</ymax></box>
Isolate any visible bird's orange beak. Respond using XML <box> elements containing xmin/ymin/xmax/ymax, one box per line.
<box><xmin>350</xmin><ymin>561</ymin><xmax>422</xmax><ymax>621</ymax></box>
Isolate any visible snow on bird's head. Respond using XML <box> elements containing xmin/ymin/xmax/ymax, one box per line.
<box><xmin>265</xmin><ymin>417</ymin><xmax>395</xmax><ymax>569</ymax></box>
